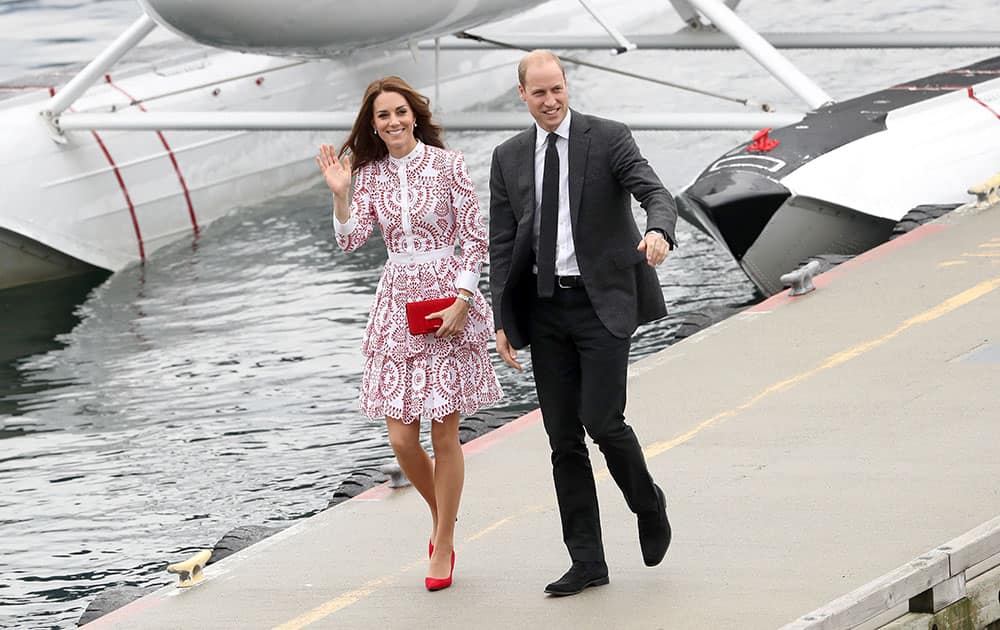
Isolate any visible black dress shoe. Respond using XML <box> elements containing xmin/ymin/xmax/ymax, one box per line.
<box><xmin>637</xmin><ymin>484</ymin><xmax>671</xmax><ymax>566</ymax></box>
<box><xmin>544</xmin><ymin>561</ymin><xmax>609</xmax><ymax>596</ymax></box>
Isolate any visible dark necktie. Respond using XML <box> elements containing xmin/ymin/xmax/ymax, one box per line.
<box><xmin>537</xmin><ymin>131</ymin><xmax>559</xmax><ymax>297</ymax></box>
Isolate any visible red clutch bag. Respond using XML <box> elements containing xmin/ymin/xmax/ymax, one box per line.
<box><xmin>405</xmin><ymin>297</ymin><xmax>455</xmax><ymax>335</ymax></box>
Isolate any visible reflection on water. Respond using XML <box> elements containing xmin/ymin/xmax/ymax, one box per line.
<box><xmin>0</xmin><ymin>193</ymin><xmax>400</xmax><ymax>629</ymax></box>
<box><xmin>0</xmin><ymin>271</ymin><xmax>109</xmax><ymax>364</ymax></box>
<box><xmin>0</xmin><ymin>271</ymin><xmax>109</xmax><ymax>418</ymax></box>
<box><xmin>5</xmin><ymin>0</ymin><xmax>993</xmax><ymax>625</ymax></box>
<box><xmin>0</xmin><ymin>178</ymin><xmax>755</xmax><ymax>628</ymax></box>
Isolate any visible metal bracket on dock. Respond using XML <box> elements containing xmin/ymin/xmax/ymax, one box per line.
<box><xmin>909</xmin><ymin>571</ymin><xmax>967</xmax><ymax>614</ymax></box>
<box><xmin>379</xmin><ymin>461</ymin><xmax>411</xmax><ymax>488</ymax></box>
<box><xmin>166</xmin><ymin>549</ymin><xmax>211</xmax><ymax>588</ymax></box>
<box><xmin>780</xmin><ymin>515</ymin><xmax>1000</xmax><ymax>630</ymax></box>
<box><xmin>968</xmin><ymin>173</ymin><xmax>1000</xmax><ymax>209</ymax></box>
<box><xmin>780</xmin><ymin>260</ymin><xmax>821</xmax><ymax>296</ymax></box>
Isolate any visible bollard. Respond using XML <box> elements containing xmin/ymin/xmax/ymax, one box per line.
<box><xmin>780</xmin><ymin>260</ymin><xmax>821</xmax><ymax>296</ymax></box>
<box><xmin>968</xmin><ymin>173</ymin><xmax>1000</xmax><ymax>208</ymax></box>
<box><xmin>379</xmin><ymin>461</ymin><xmax>411</xmax><ymax>488</ymax></box>
<box><xmin>166</xmin><ymin>549</ymin><xmax>212</xmax><ymax>588</ymax></box>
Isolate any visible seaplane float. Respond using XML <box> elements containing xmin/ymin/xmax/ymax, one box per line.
<box><xmin>677</xmin><ymin>52</ymin><xmax>1000</xmax><ymax>295</ymax></box>
<box><xmin>1</xmin><ymin>0</ymin><xmax>998</xmax><ymax>295</ymax></box>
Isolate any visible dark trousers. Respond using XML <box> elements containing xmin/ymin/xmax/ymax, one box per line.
<box><xmin>529</xmin><ymin>286</ymin><xmax>659</xmax><ymax>563</ymax></box>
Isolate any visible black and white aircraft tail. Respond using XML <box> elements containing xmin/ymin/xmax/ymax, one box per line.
<box><xmin>677</xmin><ymin>54</ymin><xmax>1000</xmax><ymax>295</ymax></box>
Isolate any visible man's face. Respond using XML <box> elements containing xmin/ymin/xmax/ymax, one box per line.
<box><xmin>518</xmin><ymin>60</ymin><xmax>569</xmax><ymax>132</ymax></box>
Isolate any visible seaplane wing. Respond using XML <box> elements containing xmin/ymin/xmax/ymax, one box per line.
<box><xmin>8</xmin><ymin>0</ymin><xmax>681</xmax><ymax>291</ymax></box>
<box><xmin>137</xmin><ymin>0</ymin><xmax>547</xmax><ymax>56</ymax></box>
<box><xmin>3</xmin><ymin>0</ymin><xmax>998</xmax><ymax>294</ymax></box>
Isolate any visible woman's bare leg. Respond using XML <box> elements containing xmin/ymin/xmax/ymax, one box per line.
<box><xmin>428</xmin><ymin>411</ymin><xmax>464</xmax><ymax>578</ymax></box>
<box><xmin>385</xmin><ymin>417</ymin><xmax>438</xmax><ymax>547</ymax></box>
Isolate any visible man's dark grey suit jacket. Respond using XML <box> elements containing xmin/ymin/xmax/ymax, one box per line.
<box><xmin>488</xmin><ymin>110</ymin><xmax>678</xmax><ymax>349</ymax></box>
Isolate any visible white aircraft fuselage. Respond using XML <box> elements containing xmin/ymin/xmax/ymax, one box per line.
<box><xmin>138</xmin><ymin>0</ymin><xmax>547</xmax><ymax>56</ymax></box>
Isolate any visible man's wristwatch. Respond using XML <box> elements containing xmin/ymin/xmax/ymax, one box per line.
<box><xmin>455</xmin><ymin>293</ymin><xmax>474</xmax><ymax>307</ymax></box>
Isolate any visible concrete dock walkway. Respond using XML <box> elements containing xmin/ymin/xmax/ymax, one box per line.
<box><xmin>82</xmin><ymin>199</ymin><xmax>1000</xmax><ymax>629</ymax></box>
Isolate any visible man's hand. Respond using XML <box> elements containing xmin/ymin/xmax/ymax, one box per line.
<box><xmin>637</xmin><ymin>231</ymin><xmax>671</xmax><ymax>267</ymax></box>
<box><xmin>496</xmin><ymin>328</ymin><xmax>522</xmax><ymax>371</ymax></box>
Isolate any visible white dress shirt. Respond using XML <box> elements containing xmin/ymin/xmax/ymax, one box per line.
<box><xmin>532</xmin><ymin>111</ymin><xmax>580</xmax><ymax>277</ymax></box>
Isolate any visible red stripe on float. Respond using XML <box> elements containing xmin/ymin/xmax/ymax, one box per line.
<box><xmin>0</xmin><ymin>85</ymin><xmax>56</xmax><ymax>91</ymax></box>
<box><xmin>889</xmin><ymin>85</ymin><xmax>976</xmax><ymax>91</ymax></box>
<box><xmin>967</xmin><ymin>86</ymin><xmax>1000</xmax><ymax>120</ymax></box>
<box><xmin>90</xmin><ymin>129</ymin><xmax>146</xmax><ymax>261</ymax></box>
<box><xmin>50</xmin><ymin>85</ymin><xmax>146</xmax><ymax>260</ymax></box>
<box><xmin>105</xmin><ymin>74</ymin><xmax>200</xmax><ymax>235</ymax></box>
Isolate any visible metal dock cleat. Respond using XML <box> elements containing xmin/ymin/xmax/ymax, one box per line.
<box><xmin>968</xmin><ymin>173</ymin><xmax>1000</xmax><ymax>208</ymax></box>
<box><xmin>379</xmin><ymin>461</ymin><xmax>411</xmax><ymax>488</ymax></box>
<box><xmin>166</xmin><ymin>549</ymin><xmax>212</xmax><ymax>588</ymax></box>
<box><xmin>780</xmin><ymin>260</ymin><xmax>821</xmax><ymax>296</ymax></box>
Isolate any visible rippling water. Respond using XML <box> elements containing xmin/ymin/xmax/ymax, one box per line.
<box><xmin>1</xmin><ymin>0</ymin><xmax>997</xmax><ymax>627</ymax></box>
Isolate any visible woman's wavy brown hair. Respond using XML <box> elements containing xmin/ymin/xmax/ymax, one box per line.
<box><xmin>339</xmin><ymin>76</ymin><xmax>445</xmax><ymax>172</ymax></box>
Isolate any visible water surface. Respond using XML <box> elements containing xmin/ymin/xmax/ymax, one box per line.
<box><xmin>1</xmin><ymin>1</ymin><xmax>996</xmax><ymax>627</ymax></box>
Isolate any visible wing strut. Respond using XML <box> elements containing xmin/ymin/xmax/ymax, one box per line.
<box><xmin>577</xmin><ymin>0</ymin><xmax>636</xmax><ymax>53</ymax></box>
<box><xmin>456</xmin><ymin>32</ymin><xmax>769</xmax><ymax>110</ymax></box>
<box><xmin>40</xmin><ymin>14</ymin><xmax>157</xmax><ymax>141</ymax></box>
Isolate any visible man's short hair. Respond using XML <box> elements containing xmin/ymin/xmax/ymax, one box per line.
<box><xmin>518</xmin><ymin>50</ymin><xmax>567</xmax><ymax>86</ymax></box>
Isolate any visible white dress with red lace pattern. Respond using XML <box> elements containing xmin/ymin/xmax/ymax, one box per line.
<box><xmin>334</xmin><ymin>142</ymin><xmax>503</xmax><ymax>423</ymax></box>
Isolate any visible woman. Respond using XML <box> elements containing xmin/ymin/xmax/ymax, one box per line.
<box><xmin>316</xmin><ymin>76</ymin><xmax>503</xmax><ymax>592</ymax></box>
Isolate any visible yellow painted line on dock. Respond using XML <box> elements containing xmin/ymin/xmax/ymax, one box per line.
<box><xmin>940</xmin><ymin>239</ymin><xmax>1000</xmax><ymax>265</ymax></box>
<box><xmin>271</xmin><ymin>504</ymin><xmax>548</xmax><ymax>629</ymax></box>
<box><xmin>638</xmin><ymin>276</ymin><xmax>1000</xmax><ymax>462</ymax></box>
<box><xmin>469</xmin><ymin>504</ymin><xmax>546</xmax><ymax>541</ymax></box>
<box><xmin>272</xmin><ymin>576</ymin><xmax>398</xmax><ymax>630</ymax></box>
<box><xmin>278</xmin><ymin>276</ymin><xmax>1000</xmax><ymax>625</ymax></box>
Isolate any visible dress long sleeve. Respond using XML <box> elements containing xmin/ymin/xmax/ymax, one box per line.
<box><xmin>334</xmin><ymin>166</ymin><xmax>376</xmax><ymax>252</ymax></box>
<box><xmin>330</xmin><ymin>141</ymin><xmax>502</xmax><ymax>423</ymax></box>
<box><xmin>449</xmin><ymin>151</ymin><xmax>487</xmax><ymax>293</ymax></box>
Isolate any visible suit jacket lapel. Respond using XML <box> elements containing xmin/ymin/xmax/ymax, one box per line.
<box><xmin>568</xmin><ymin>110</ymin><xmax>590</xmax><ymax>232</ymax></box>
<box><xmin>516</xmin><ymin>126</ymin><xmax>536</xmax><ymax>221</ymax></box>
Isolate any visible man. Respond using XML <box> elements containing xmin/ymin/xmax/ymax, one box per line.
<box><xmin>488</xmin><ymin>49</ymin><xmax>676</xmax><ymax>596</ymax></box>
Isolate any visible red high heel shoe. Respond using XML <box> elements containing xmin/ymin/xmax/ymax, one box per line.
<box><xmin>429</xmin><ymin>541</ymin><xmax>455</xmax><ymax>569</ymax></box>
<box><xmin>425</xmin><ymin>551</ymin><xmax>455</xmax><ymax>591</ymax></box>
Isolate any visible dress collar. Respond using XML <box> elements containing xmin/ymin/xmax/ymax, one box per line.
<box><xmin>388</xmin><ymin>140</ymin><xmax>424</xmax><ymax>166</ymax></box>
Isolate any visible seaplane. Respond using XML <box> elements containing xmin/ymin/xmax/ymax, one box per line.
<box><xmin>677</xmin><ymin>53</ymin><xmax>1000</xmax><ymax>296</ymax></box>
<box><xmin>1</xmin><ymin>0</ymin><xmax>998</xmax><ymax>294</ymax></box>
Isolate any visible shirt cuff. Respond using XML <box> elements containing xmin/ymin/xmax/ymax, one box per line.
<box><xmin>455</xmin><ymin>269</ymin><xmax>479</xmax><ymax>294</ymax></box>
<box><xmin>333</xmin><ymin>214</ymin><xmax>358</xmax><ymax>236</ymax></box>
